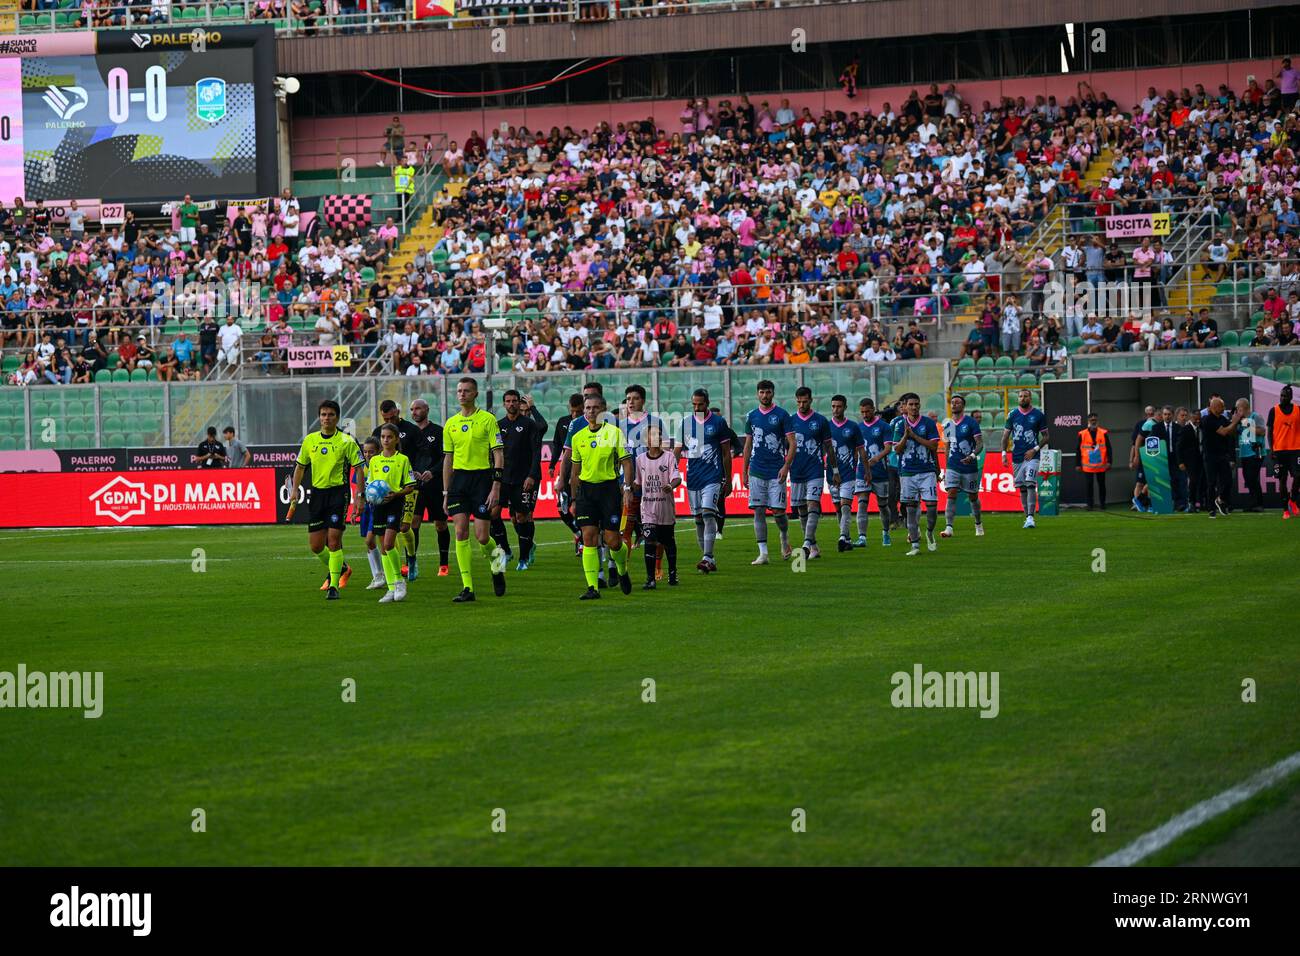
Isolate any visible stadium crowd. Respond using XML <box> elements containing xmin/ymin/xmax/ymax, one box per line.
<box><xmin>6</xmin><ymin>69</ymin><xmax>1300</xmax><ymax>389</ymax></box>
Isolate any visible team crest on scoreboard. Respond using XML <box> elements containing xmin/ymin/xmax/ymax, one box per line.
<box><xmin>195</xmin><ymin>77</ymin><xmax>226</xmax><ymax>123</ymax></box>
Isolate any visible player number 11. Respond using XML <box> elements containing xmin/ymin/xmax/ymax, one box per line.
<box><xmin>107</xmin><ymin>66</ymin><xmax>167</xmax><ymax>124</ymax></box>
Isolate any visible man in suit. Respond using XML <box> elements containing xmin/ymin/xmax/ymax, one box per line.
<box><xmin>1172</xmin><ymin>406</ymin><xmax>1203</xmax><ymax>512</ymax></box>
<box><xmin>1151</xmin><ymin>405</ymin><xmax>1187</xmax><ymax>512</ymax></box>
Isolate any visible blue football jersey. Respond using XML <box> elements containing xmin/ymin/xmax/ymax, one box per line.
<box><xmin>944</xmin><ymin>415</ymin><xmax>983</xmax><ymax>474</ymax></box>
<box><xmin>745</xmin><ymin>405</ymin><xmax>793</xmax><ymax>480</ymax></box>
<box><xmin>857</xmin><ymin>416</ymin><xmax>892</xmax><ymax>481</ymax></box>
<box><xmin>1006</xmin><ymin>406</ymin><xmax>1047</xmax><ymax>463</ymax></box>
<box><xmin>892</xmin><ymin>415</ymin><xmax>940</xmax><ymax>476</ymax></box>
<box><xmin>789</xmin><ymin>411</ymin><xmax>831</xmax><ymax>482</ymax></box>
<box><xmin>680</xmin><ymin>412</ymin><xmax>731</xmax><ymax>490</ymax></box>
<box><xmin>828</xmin><ymin>417</ymin><xmax>864</xmax><ymax>480</ymax></box>
<box><xmin>622</xmin><ymin>413</ymin><xmax>669</xmax><ymax>460</ymax></box>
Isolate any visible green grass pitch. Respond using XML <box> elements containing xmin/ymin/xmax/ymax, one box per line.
<box><xmin>0</xmin><ymin>512</ymin><xmax>1296</xmax><ymax>866</ymax></box>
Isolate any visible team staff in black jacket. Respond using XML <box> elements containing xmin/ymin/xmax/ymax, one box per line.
<box><xmin>492</xmin><ymin>389</ymin><xmax>544</xmax><ymax>570</ymax></box>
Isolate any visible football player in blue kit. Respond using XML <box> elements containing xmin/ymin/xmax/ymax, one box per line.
<box><xmin>941</xmin><ymin>393</ymin><xmax>985</xmax><ymax>538</ymax></box>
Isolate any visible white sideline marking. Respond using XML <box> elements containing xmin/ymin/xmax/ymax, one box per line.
<box><xmin>1092</xmin><ymin>751</ymin><xmax>1300</xmax><ymax>867</ymax></box>
<box><xmin>0</xmin><ymin>558</ymin><xmax>233</xmax><ymax>565</ymax></box>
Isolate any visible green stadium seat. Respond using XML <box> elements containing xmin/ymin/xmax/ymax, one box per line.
<box><xmin>978</xmin><ymin>372</ymin><xmax>1000</xmax><ymax>387</ymax></box>
<box><xmin>1277</xmin><ymin>367</ymin><xmax>1296</xmax><ymax>383</ymax></box>
<box><xmin>1013</xmin><ymin>355</ymin><xmax>1030</xmax><ymax>367</ymax></box>
<box><xmin>0</xmin><ymin>437</ymin><xmax>15</xmax><ymax>450</ymax></box>
<box><xmin>102</xmin><ymin>416</ymin><xmax>124</xmax><ymax>433</ymax></box>
<box><xmin>975</xmin><ymin>356</ymin><xmax>994</xmax><ymax>370</ymax></box>
<box><xmin>1067</xmin><ymin>337</ymin><xmax>1084</xmax><ymax>351</ymax></box>
<box><xmin>112</xmin><ymin>368</ymin><xmax>131</xmax><ymax>382</ymax></box>
<box><xmin>72</xmin><ymin>436</ymin><xmax>93</xmax><ymax>449</ymax></box>
<box><xmin>956</xmin><ymin>357</ymin><xmax>975</xmax><ymax>372</ymax></box>
<box><xmin>104</xmin><ymin>433</ymin><xmax>126</xmax><ymax>447</ymax></box>
<box><xmin>963</xmin><ymin>393</ymin><xmax>983</xmax><ymax>410</ymax></box>
<box><xmin>19</xmin><ymin>15</ymin><xmax>35</xmax><ymax>29</ymax></box>
<box><xmin>994</xmin><ymin>356</ymin><xmax>1013</xmax><ymax>369</ymax></box>
<box><xmin>127</xmin><ymin>433</ymin><xmax>149</xmax><ymax>447</ymax></box>
<box><xmin>1040</xmin><ymin>372</ymin><xmax>1057</xmax><ymax>381</ymax></box>
<box><xmin>1220</xmin><ymin>330</ymin><xmax>1239</xmax><ymax>347</ymax></box>
<box><xmin>1017</xmin><ymin>373</ymin><xmax>1037</xmax><ymax>386</ymax></box>
<box><xmin>94</xmin><ymin>369</ymin><xmax>113</xmax><ymax>383</ymax></box>
<box><xmin>1238</xmin><ymin>330</ymin><xmax>1255</xmax><ymax>347</ymax></box>
<box><xmin>131</xmin><ymin>368</ymin><xmax>156</xmax><ymax>382</ymax></box>
<box><xmin>1255</xmin><ymin>366</ymin><xmax>1275</xmax><ymax>380</ymax></box>
<box><xmin>180</xmin><ymin>7</ymin><xmax>199</xmax><ymax>18</ymax></box>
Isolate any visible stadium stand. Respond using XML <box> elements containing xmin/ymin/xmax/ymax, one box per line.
<box><xmin>4</xmin><ymin>36</ymin><xmax>1300</xmax><ymax>448</ymax></box>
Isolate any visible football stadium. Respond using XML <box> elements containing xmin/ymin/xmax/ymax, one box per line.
<box><xmin>1</xmin><ymin>0</ymin><xmax>1298</xmax><ymax>905</ymax></box>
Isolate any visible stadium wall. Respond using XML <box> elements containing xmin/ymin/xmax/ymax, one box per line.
<box><xmin>291</xmin><ymin>58</ymin><xmax>1284</xmax><ymax>170</ymax></box>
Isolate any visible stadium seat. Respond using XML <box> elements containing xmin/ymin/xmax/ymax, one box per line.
<box><xmin>1238</xmin><ymin>330</ymin><xmax>1255</xmax><ymax>347</ymax></box>
<box><xmin>127</xmin><ymin>433</ymin><xmax>149</xmax><ymax>447</ymax></box>
<box><xmin>94</xmin><ymin>369</ymin><xmax>113</xmax><ymax>383</ymax></box>
<box><xmin>1040</xmin><ymin>372</ymin><xmax>1057</xmax><ymax>381</ymax></box>
<box><xmin>112</xmin><ymin>368</ymin><xmax>131</xmax><ymax>382</ymax></box>
<box><xmin>131</xmin><ymin>369</ymin><xmax>156</xmax><ymax>382</ymax></box>
<box><xmin>1013</xmin><ymin>355</ymin><xmax>1030</xmax><ymax>367</ymax></box>
<box><xmin>956</xmin><ymin>358</ymin><xmax>975</xmax><ymax>372</ymax></box>
<box><xmin>1277</xmin><ymin>367</ymin><xmax>1296</xmax><ymax>383</ymax></box>
<box><xmin>994</xmin><ymin>356</ymin><xmax>1013</xmax><ymax>369</ymax></box>
<box><xmin>1067</xmin><ymin>337</ymin><xmax>1084</xmax><ymax>351</ymax></box>
<box><xmin>104</xmin><ymin>433</ymin><xmax>126</xmax><ymax>447</ymax></box>
<box><xmin>1220</xmin><ymin>331</ymin><xmax>1239</xmax><ymax>347</ymax></box>
<box><xmin>996</xmin><ymin>373</ymin><xmax>1016</xmax><ymax>387</ymax></box>
<box><xmin>975</xmin><ymin>357</ymin><xmax>994</xmax><ymax>370</ymax></box>
<box><xmin>0</xmin><ymin>437</ymin><xmax>15</xmax><ymax>450</ymax></box>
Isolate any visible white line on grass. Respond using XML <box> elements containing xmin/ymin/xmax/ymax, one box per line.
<box><xmin>1092</xmin><ymin>750</ymin><xmax>1300</xmax><ymax>867</ymax></box>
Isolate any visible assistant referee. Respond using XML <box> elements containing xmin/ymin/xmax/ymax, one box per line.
<box><xmin>443</xmin><ymin>377</ymin><xmax>507</xmax><ymax>602</ymax></box>
<box><xmin>288</xmin><ymin>398</ymin><xmax>362</xmax><ymax>600</ymax></box>
<box><xmin>570</xmin><ymin>394</ymin><xmax>635</xmax><ymax>599</ymax></box>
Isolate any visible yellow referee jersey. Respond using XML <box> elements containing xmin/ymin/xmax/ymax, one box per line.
<box><xmin>297</xmin><ymin>429</ymin><xmax>362</xmax><ymax>488</ymax></box>
<box><xmin>571</xmin><ymin>422</ymin><xmax>630</xmax><ymax>483</ymax></box>
<box><xmin>444</xmin><ymin>408</ymin><xmax>503</xmax><ymax>471</ymax></box>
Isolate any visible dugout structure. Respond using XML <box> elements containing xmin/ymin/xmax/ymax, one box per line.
<box><xmin>1042</xmin><ymin>371</ymin><xmax>1289</xmax><ymax>508</ymax></box>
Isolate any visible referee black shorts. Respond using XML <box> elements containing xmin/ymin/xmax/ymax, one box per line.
<box><xmin>414</xmin><ymin>481</ymin><xmax>446</xmax><ymax>522</ymax></box>
<box><xmin>501</xmin><ymin>482</ymin><xmax>538</xmax><ymax>517</ymax></box>
<box><xmin>447</xmin><ymin>469</ymin><xmax>493</xmax><ymax>520</ymax></box>
<box><xmin>307</xmin><ymin>485</ymin><xmax>349</xmax><ymax>533</ymax></box>
<box><xmin>575</xmin><ymin>479</ymin><xmax>623</xmax><ymax>531</ymax></box>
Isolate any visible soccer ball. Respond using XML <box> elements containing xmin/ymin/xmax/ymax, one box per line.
<box><xmin>364</xmin><ymin>480</ymin><xmax>391</xmax><ymax>505</ymax></box>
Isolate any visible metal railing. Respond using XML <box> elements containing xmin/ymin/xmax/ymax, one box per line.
<box><xmin>2</xmin><ymin>256</ymin><xmax>1296</xmax><ymax>371</ymax></box>
<box><xmin>12</xmin><ymin>0</ymin><xmax>869</xmax><ymax>35</ymax></box>
<box><xmin>0</xmin><ymin>357</ymin><xmax>950</xmax><ymax>450</ymax></box>
<box><xmin>291</xmin><ymin>132</ymin><xmax>447</xmax><ymax>191</ymax></box>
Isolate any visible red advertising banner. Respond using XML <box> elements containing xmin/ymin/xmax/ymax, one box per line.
<box><xmin>0</xmin><ymin>468</ymin><xmax>279</xmax><ymax>527</ymax></box>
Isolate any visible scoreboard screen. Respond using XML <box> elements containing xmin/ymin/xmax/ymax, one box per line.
<box><xmin>0</xmin><ymin>26</ymin><xmax>278</xmax><ymax>203</ymax></box>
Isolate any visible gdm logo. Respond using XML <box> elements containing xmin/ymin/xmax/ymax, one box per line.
<box><xmin>88</xmin><ymin>476</ymin><xmax>150</xmax><ymax>523</ymax></box>
<box><xmin>43</xmin><ymin>85</ymin><xmax>88</xmax><ymax>121</ymax></box>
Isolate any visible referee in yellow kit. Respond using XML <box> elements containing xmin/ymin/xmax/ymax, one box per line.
<box><xmin>443</xmin><ymin>377</ymin><xmax>508</xmax><ymax>602</ymax></box>
<box><xmin>287</xmin><ymin>399</ymin><xmax>362</xmax><ymax>600</ymax></box>
<box><xmin>569</xmin><ymin>393</ymin><xmax>634</xmax><ymax>599</ymax></box>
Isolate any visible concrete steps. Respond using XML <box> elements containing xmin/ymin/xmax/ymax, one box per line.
<box><xmin>380</xmin><ymin>177</ymin><xmax>464</xmax><ymax>281</ymax></box>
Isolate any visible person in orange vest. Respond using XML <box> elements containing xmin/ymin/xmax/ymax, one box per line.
<box><xmin>1268</xmin><ymin>384</ymin><xmax>1300</xmax><ymax>518</ymax></box>
<box><xmin>1074</xmin><ymin>412</ymin><xmax>1113</xmax><ymax>510</ymax></box>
